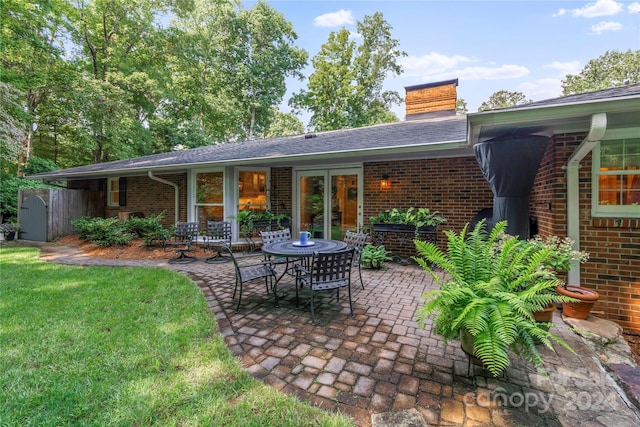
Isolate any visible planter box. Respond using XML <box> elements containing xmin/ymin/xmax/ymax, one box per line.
<box><xmin>372</xmin><ymin>223</ymin><xmax>436</xmax><ymax>233</ymax></box>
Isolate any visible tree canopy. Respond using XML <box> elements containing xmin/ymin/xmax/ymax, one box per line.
<box><xmin>289</xmin><ymin>12</ymin><xmax>406</xmax><ymax>132</ymax></box>
<box><xmin>561</xmin><ymin>49</ymin><xmax>640</xmax><ymax>95</ymax></box>
<box><xmin>478</xmin><ymin>90</ymin><xmax>531</xmax><ymax>112</ymax></box>
<box><xmin>1</xmin><ymin>0</ymin><xmax>307</xmax><ymax>172</ymax></box>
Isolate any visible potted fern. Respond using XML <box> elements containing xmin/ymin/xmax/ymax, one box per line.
<box><xmin>414</xmin><ymin>220</ymin><xmax>575</xmax><ymax>377</ymax></box>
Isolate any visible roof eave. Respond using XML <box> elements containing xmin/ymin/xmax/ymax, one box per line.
<box><xmin>467</xmin><ymin>96</ymin><xmax>640</xmax><ymax>145</ymax></box>
<box><xmin>27</xmin><ymin>140</ymin><xmax>470</xmax><ymax>182</ymax></box>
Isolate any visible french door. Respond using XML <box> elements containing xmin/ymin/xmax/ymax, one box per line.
<box><xmin>295</xmin><ymin>168</ymin><xmax>362</xmax><ymax>240</ymax></box>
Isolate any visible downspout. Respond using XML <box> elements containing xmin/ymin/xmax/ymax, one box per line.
<box><xmin>148</xmin><ymin>171</ymin><xmax>179</xmax><ymax>224</ymax></box>
<box><xmin>565</xmin><ymin>113</ymin><xmax>607</xmax><ymax>285</ymax></box>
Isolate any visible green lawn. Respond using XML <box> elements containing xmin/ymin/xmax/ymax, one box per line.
<box><xmin>0</xmin><ymin>247</ymin><xmax>352</xmax><ymax>427</ymax></box>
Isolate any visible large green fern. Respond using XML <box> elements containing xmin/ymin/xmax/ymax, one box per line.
<box><xmin>414</xmin><ymin>220</ymin><xmax>575</xmax><ymax>377</ymax></box>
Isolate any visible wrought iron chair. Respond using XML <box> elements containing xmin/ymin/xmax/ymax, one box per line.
<box><xmin>223</xmin><ymin>246</ymin><xmax>277</xmax><ymax>312</ymax></box>
<box><xmin>203</xmin><ymin>221</ymin><xmax>232</xmax><ymax>263</ymax></box>
<box><xmin>163</xmin><ymin>221</ymin><xmax>199</xmax><ymax>264</ymax></box>
<box><xmin>260</xmin><ymin>229</ymin><xmax>301</xmax><ymax>283</ymax></box>
<box><xmin>295</xmin><ymin>248</ymin><xmax>355</xmax><ymax>324</ymax></box>
<box><xmin>344</xmin><ymin>230</ymin><xmax>369</xmax><ymax>289</ymax></box>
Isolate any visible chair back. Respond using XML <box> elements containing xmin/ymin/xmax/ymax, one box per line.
<box><xmin>174</xmin><ymin>221</ymin><xmax>199</xmax><ymax>240</ymax></box>
<box><xmin>260</xmin><ymin>228</ymin><xmax>292</xmax><ymax>245</ymax></box>
<box><xmin>344</xmin><ymin>231</ymin><xmax>368</xmax><ymax>252</ymax></box>
<box><xmin>206</xmin><ymin>221</ymin><xmax>232</xmax><ymax>240</ymax></box>
<box><xmin>309</xmin><ymin>248</ymin><xmax>355</xmax><ymax>286</ymax></box>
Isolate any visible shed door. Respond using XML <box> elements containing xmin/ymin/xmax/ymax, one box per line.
<box><xmin>20</xmin><ymin>195</ymin><xmax>47</xmax><ymax>241</ymax></box>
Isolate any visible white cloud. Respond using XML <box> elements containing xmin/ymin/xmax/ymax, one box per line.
<box><xmin>518</xmin><ymin>79</ymin><xmax>563</xmax><ymax>101</ymax></box>
<box><xmin>591</xmin><ymin>20</ymin><xmax>623</xmax><ymax>34</ymax></box>
<box><xmin>401</xmin><ymin>53</ymin><xmax>475</xmax><ymax>76</ymax></box>
<box><xmin>544</xmin><ymin>61</ymin><xmax>582</xmax><ymax>76</ymax></box>
<box><xmin>629</xmin><ymin>2</ymin><xmax>640</xmax><ymax>13</ymax></box>
<box><xmin>402</xmin><ymin>53</ymin><xmax>529</xmax><ymax>82</ymax></box>
<box><xmin>457</xmin><ymin>65</ymin><xmax>530</xmax><ymax>81</ymax></box>
<box><xmin>348</xmin><ymin>31</ymin><xmax>362</xmax><ymax>40</ymax></box>
<box><xmin>313</xmin><ymin>9</ymin><xmax>354</xmax><ymax>27</ymax></box>
<box><xmin>553</xmin><ymin>8</ymin><xmax>568</xmax><ymax>17</ymax></box>
<box><xmin>571</xmin><ymin>0</ymin><xmax>623</xmax><ymax>18</ymax></box>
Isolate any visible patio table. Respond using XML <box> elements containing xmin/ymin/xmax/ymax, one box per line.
<box><xmin>261</xmin><ymin>238</ymin><xmax>348</xmax><ymax>301</ymax></box>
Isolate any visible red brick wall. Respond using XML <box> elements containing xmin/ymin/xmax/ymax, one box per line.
<box><xmin>532</xmin><ymin>133</ymin><xmax>640</xmax><ymax>334</ymax></box>
<box><xmin>364</xmin><ymin>157</ymin><xmax>495</xmax><ymax>258</ymax></box>
<box><xmin>100</xmin><ymin>174</ymin><xmax>187</xmax><ymax>229</ymax></box>
<box><xmin>271</xmin><ymin>168</ymin><xmax>292</xmax><ymax>216</ymax></box>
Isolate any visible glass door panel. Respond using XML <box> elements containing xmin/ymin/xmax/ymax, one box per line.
<box><xmin>330</xmin><ymin>174</ymin><xmax>358</xmax><ymax>240</ymax></box>
<box><xmin>299</xmin><ymin>174</ymin><xmax>325</xmax><ymax>238</ymax></box>
<box><xmin>296</xmin><ymin>168</ymin><xmax>361</xmax><ymax>240</ymax></box>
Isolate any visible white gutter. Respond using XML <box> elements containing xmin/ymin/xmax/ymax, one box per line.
<box><xmin>565</xmin><ymin>113</ymin><xmax>607</xmax><ymax>285</ymax></box>
<box><xmin>148</xmin><ymin>171</ymin><xmax>179</xmax><ymax>224</ymax></box>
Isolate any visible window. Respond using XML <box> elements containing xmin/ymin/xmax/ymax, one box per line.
<box><xmin>237</xmin><ymin>170</ymin><xmax>268</xmax><ymax>213</ymax></box>
<box><xmin>107</xmin><ymin>177</ymin><xmax>120</xmax><ymax>207</ymax></box>
<box><xmin>593</xmin><ymin>130</ymin><xmax>640</xmax><ymax>217</ymax></box>
<box><xmin>195</xmin><ymin>171</ymin><xmax>224</xmax><ymax>223</ymax></box>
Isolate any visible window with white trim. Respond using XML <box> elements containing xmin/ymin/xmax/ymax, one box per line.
<box><xmin>195</xmin><ymin>171</ymin><xmax>224</xmax><ymax>222</ymax></box>
<box><xmin>237</xmin><ymin>170</ymin><xmax>268</xmax><ymax>213</ymax></box>
<box><xmin>593</xmin><ymin>130</ymin><xmax>640</xmax><ymax>217</ymax></box>
<box><xmin>107</xmin><ymin>177</ymin><xmax>120</xmax><ymax>207</ymax></box>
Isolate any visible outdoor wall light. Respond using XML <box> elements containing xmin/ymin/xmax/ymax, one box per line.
<box><xmin>380</xmin><ymin>174</ymin><xmax>391</xmax><ymax>189</ymax></box>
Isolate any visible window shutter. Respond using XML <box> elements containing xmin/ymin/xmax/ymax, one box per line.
<box><xmin>119</xmin><ymin>177</ymin><xmax>127</xmax><ymax>206</ymax></box>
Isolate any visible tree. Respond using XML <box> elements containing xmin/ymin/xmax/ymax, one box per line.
<box><xmin>166</xmin><ymin>0</ymin><xmax>306</xmax><ymax>144</ymax></box>
<box><xmin>478</xmin><ymin>90</ymin><xmax>531</xmax><ymax>112</ymax></box>
<box><xmin>261</xmin><ymin>109</ymin><xmax>304</xmax><ymax>138</ymax></box>
<box><xmin>228</xmin><ymin>1</ymin><xmax>307</xmax><ymax>140</ymax></box>
<box><xmin>456</xmin><ymin>99</ymin><xmax>468</xmax><ymax>115</ymax></box>
<box><xmin>1</xmin><ymin>0</ymin><xmax>72</xmax><ymax>174</ymax></box>
<box><xmin>290</xmin><ymin>12</ymin><xmax>405</xmax><ymax>131</ymax></box>
<box><xmin>562</xmin><ymin>49</ymin><xmax>640</xmax><ymax>95</ymax></box>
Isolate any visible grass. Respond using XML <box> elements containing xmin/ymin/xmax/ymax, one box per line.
<box><xmin>0</xmin><ymin>247</ymin><xmax>353</xmax><ymax>427</ymax></box>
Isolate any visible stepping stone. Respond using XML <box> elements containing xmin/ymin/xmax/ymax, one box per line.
<box><xmin>371</xmin><ymin>408</ymin><xmax>427</xmax><ymax>427</ymax></box>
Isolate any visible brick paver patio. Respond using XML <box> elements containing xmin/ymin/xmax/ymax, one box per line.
<box><xmin>31</xmin><ymin>242</ymin><xmax>640</xmax><ymax>427</ymax></box>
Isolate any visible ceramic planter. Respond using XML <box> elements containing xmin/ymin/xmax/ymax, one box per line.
<box><xmin>556</xmin><ymin>285</ymin><xmax>600</xmax><ymax>320</ymax></box>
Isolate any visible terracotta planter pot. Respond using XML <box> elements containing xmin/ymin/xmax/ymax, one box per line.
<box><xmin>533</xmin><ymin>303</ymin><xmax>556</xmax><ymax>323</ymax></box>
<box><xmin>556</xmin><ymin>285</ymin><xmax>599</xmax><ymax>320</ymax></box>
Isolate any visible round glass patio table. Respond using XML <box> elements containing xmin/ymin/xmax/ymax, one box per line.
<box><xmin>261</xmin><ymin>238</ymin><xmax>347</xmax><ymax>257</ymax></box>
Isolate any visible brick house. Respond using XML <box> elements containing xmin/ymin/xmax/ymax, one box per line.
<box><xmin>27</xmin><ymin>80</ymin><xmax>640</xmax><ymax>333</ymax></box>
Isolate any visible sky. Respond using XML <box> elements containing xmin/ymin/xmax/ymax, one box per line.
<box><xmin>246</xmin><ymin>0</ymin><xmax>640</xmax><ymax>122</ymax></box>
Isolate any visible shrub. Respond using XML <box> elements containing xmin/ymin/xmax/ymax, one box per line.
<box><xmin>122</xmin><ymin>213</ymin><xmax>167</xmax><ymax>242</ymax></box>
<box><xmin>71</xmin><ymin>216</ymin><xmax>135</xmax><ymax>247</ymax></box>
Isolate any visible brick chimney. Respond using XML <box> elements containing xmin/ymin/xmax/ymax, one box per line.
<box><xmin>404</xmin><ymin>78</ymin><xmax>458</xmax><ymax>120</ymax></box>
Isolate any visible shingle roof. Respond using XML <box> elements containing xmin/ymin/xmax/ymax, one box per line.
<box><xmin>481</xmin><ymin>83</ymin><xmax>640</xmax><ymax>112</ymax></box>
<box><xmin>30</xmin><ymin>115</ymin><xmax>468</xmax><ymax>180</ymax></box>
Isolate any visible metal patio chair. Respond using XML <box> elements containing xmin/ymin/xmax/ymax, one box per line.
<box><xmin>344</xmin><ymin>230</ymin><xmax>369</xmax><ymax>289</ymax></box>
<box><xmin>260</xmin><ymin>228</ymin><xmax>302</xmax><ymax>283</ymax></box>
<box><xmin>224</xmin><ymin>246</ymin><xmax>277</xmax><ymax>312</ymax></box>
<box><xmin>203</xmin><ymin>221</ymin><xmax>232</xmax><ymax>263</ymax></box>
<box><xmin>295</xmin><ymin>248</ymin><xmax>355</xmax><ymax>324</ymax></box>
<box><xmin>163</xmin><ymin>221</ymin><xmax>199</xmax><ymax>264</ymax></box>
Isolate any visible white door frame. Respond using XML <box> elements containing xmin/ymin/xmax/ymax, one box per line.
<box><xmin>293</xmin><ymin>165</ymin><xmax>363</xmax><ymax>237</ymax></box>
